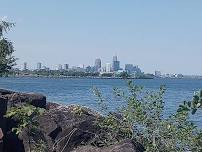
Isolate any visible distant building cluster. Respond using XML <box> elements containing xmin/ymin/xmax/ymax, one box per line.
<box><xmin>21</xmin><ymin>55</ymin><xmax>143</xmax><ymax>75</ymax></box>
<box><xmin>125</xmin><ymin>64</ymin><xmax>141</xmax><ymax>75</ymax></box>
<box><xmin>154</xmin><ymin>70</ymin><xmax>184</xmax><ymax>78</ymax></box>
<box><xmin>20</xmin><ymin>56</ymin><xmax>189</xmax><ymax>79</ymax></box>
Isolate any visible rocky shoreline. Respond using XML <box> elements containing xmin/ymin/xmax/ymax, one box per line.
<box><xmin>0</xmin><ymin>89</ymin><xmax>144</xmax><ymax>152</ymax></box>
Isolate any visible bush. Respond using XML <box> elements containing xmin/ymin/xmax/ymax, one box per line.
<box><xmin>5</xmin><ymin>104</ymin><xmax>46</xmax><ymax>152</ymax></box>
<box><xmin>93</xmin><ymin>80</ymin><xmax>202</xmax><ymax>152</ymax></box>
<box><xmin>5</xmin><ymin>104</ymin><xmax>44</xmax><ymax>134</ymax></box>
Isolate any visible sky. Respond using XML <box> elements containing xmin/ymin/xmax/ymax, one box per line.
<box><xmin>0</xmin><ymin>0</ymin><xmax>202</xmax><ymax>75</ymax></box>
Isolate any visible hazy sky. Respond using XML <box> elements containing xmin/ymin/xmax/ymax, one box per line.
<box><xmin>1</xmin><ymin>0</ymin><xmax>202</xmax><ymax>75</ymax></box>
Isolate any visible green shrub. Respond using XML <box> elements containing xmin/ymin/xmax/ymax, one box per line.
<box><xmin>5</xmin><ymin>104</ymin><xmax>46</xmax><ymax>152</ymax></box>
<box><xmin>93</xmin><ymin>80</ymin><xmax>202</xmax><ymax>152</ymax></box>
<box><xmin>5</xmin><ymin>104</ymin><xmax>44</xmax><ymax>134</ymax></box>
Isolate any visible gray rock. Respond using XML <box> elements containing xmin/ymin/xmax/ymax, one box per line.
<box><xmin>72</xmin><ymin>139</ymin><xmax>144</xmax><ymax>152</ymax></box>
<box><xmin>46</xmin><ymin>102</ymin><xmax>60</xmax><ymax>110</ymax></box>
<box><xmin>34</xmin><ymin>105</ymin><xmax>100</xmax><ymax>152</ymax></box>
<box><xmin>0</xmin><ymin>96</ymin><xmax>7</xmax><ymax>132</ymax></box>
<box><xmin>0</xmin><ymin>89</ymin><xmax>46</xmax><ymax>152</ymax></box>
<box><xmin>5</xmin><ymin>92</ymin><xmax>46</xmax><ymax>109</ymax></box>
<box><xmin>0</xmin><ymin>89</ymin><xmax>145</xmax><ymax>152</ymax></box>
<box><xmin>0</xmin><ymin>89</ymin><xmax>14</xmax><ymax>95</ymax></box>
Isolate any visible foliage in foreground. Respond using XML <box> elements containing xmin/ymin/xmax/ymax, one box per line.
<box><xmin>0</xmin><ymin>20</ymin><xmax>16</xmax><ymax>75</ymax></box>
<box><xmin>93</xmin><ymin>80</ymin><xmax>202</xmax><ymax>152</ymax></box>
<box><xmin>5</xmin><ymin>104</ymin><xmax>46</xmax><ymax>152</ymax></box>
<box><xmin>5</xmin><ymin>104</ymin><xmax>44</xmax><ymax>134</ymax></box>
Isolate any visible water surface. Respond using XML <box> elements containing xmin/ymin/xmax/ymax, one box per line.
<box><xmin>0</xmin><ymin>77</ymin><xmax>202</xmax><ymax>126</ymax></box>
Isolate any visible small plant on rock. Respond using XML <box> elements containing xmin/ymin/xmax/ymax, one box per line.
<box><xmin>5</xmin><ymin>104</ymin><xmax>44</xmax><ymax>134</ymax></box>
<box><xmin>5</xmin><ymin>104</ymin><xmax>46</xmax><ymax>152</ymax></box>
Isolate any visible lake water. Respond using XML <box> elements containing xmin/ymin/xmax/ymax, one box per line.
<box><xmin>0</xmin><ymin>77</ymin><xmax>202</xmax><ymax>127</ymax></box>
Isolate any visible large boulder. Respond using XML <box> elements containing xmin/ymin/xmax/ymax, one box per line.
<box><xmin>20</xmin><ymin>105</ymin><xmax>144</xmax><ymax>152</ymax></box>
<box><xmin>0</xmin><ymin>89</ymin><xmax>14</xmax><ymax>95</ymax></box>
<box><xmin>72</xmin><ymin>139</ymin><xmax>144</xmax><ymax>152</ymax></box>
<box><xmin>22</xmin><ymin>105</ymin><xmax>100</xmax><ymax>152</ymax></box>
<box><xmin>0</xmin><ymin>89</ymin><xmax>46</xmax><ymax>109</ymax></box>
<box><xmin>5</xmin><ymin>93</ymin><xmax>46</xmax><ymax>109</ymax></box>
<box><xmin>0</xmin><ymin>96</ymin><xmax>7</xmax><ymax>132</ymax></box>
<box><xmin>0</xmin><ymin>89</ymin><xmax>46</xmax><ymax>152</ymax></box>
<box><xmin>0</xmin><ymin>89</ymin><xmax>144</xmax><ymax>152</ymax></box>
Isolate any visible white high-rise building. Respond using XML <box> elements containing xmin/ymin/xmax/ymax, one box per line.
<box><xmin>37</xmin><ymin>62</ymin><xmax>42</xmax><ymax>70</ymax></box>
<box><xmin>106</xmin><ymin>63</ymin><xmax>111</xmax><ymax>73</ymax></box>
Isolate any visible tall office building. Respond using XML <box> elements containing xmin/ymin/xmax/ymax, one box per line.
<box><xmin>58</xmin><ymin>64</ymin><xmax>63</xmax><ymax>70</ymax></box>
<box><xmin>125</xmin><ymin>64</ymin><xmax>133</xmax><ymax>73</ymax></box>
<box><xmin>37</xmin><ymin>62</ymin><xmax>42</xmax><ymax>70</ymax></box>
<box><xmin>95</xmin><ymin>58</ymin><xmax>101</xmax><ymax>72</ymax></box>
<box><xmin>64</xmin><ymin>64</ymin><xmax>69</xmax><ymax>70</ymax></box>
<box><xmin>125</xmin><ymin>64</ymin><xmax>142</xmax><ymax>74</ymax></box>
<box><xmin>106</xmin><ymin>63</ymin><xmax>111</xmax><ymax>73</ymax></box>
<box><xmin>113</xmin><ymin>56</ymin><xmax>117</xmax><ymax>62</ymax></box>
<box><xmin>23</xmin><ymin>62</ymin><xmax>27</xmax><ymax>70</ymax></box>
<box><xmin>112</xmin><ymin>56</ymin><xmax>120</xmax><ymax>72</ymax></box>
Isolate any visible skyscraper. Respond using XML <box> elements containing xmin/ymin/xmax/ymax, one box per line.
<box><xmin>113</xmin><ymin>56</ymin><xmax>117</xmax><ymax>62</ymax></box>
<box><xmin>23</xmin><ymin>62</ymin><xmax>27</xmax><ymax>70</ymax></box>
<box><xmin>64</xmin><ymin>64</ymin><xmax>69</xmax><ymax>70</ymax></box>
<box><xmin>37</xmin><ymin>62</ymin><xmax>42</xmax><ymax>70</ymax></box>
<box><xmin>95</xmin><ymin>58</ymin><xmax>101</xmax><ymax>72</ymax></box>
<box><xmin>125</xmin><ymin>64</ymin><xmax>133</xmax><ymax>73</ymax></box>
<box><xmin>106</xmin><ymin>63</ymin><xmax>111</xmax><ymax>73</ymax></box>
<box><xmin>125</xmin><ymin>64</ymin><xmax>142</xmax><ymax>74</ymax></box>
<box><xmin>58</xmin><ymin>64</ymin><xmax>63</xmax><ymax>70</ymax></box>
<box><xmin>112</xmin><ymin>56</ymin><xmax>120</xmax><ymax>72</ymax></box>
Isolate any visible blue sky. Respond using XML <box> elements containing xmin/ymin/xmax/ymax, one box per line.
<box><xmin>1</xmin><ymin>0</ymin><xmax>202</xmax><ymax>75</ymax></box>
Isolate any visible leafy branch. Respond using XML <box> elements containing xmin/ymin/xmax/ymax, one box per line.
<box><xmin>93</xmin><ymin>80</ymin><xmax>202</xmax><ymax>152</ymax></box>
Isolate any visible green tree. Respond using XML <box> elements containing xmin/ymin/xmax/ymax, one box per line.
<box><xmin>0</xmin><ymin>20</ymin><xmax>16</xmax><ymax>75</ymax></box>
<box><xmin>118</xmin><ymin>71</ymin><xmax>130</xmax><ymax>79</ymax></box>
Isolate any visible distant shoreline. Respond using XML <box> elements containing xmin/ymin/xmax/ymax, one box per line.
<box><xmin>4</xmin><ymin>75</ymin><xmax>153</xmax><ymax>79</ymax></box>
<box><xmin>2</xmin><ymin>75</ymin><xmax>202</xmax><ymax>80</ymax></box>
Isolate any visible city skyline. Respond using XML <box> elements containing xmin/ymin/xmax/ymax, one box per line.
<box><xmin>1</xmin><ymin>0</ymin><xmax>202</xmax><ymax>75</ymax></box>
<box><xmin>20</xmin><ymin>55</ymin><xmax>190</xmax><ymax>77</ymax></box>
<box><xmin>21</xmin><ymin>55</ymin><xmax>124</xmax><ymax>71</ymax></box>
<box><xmin>17</xmin><ymin>55</ymin><xmax>201</xmax><ymax>76</ymax></box>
